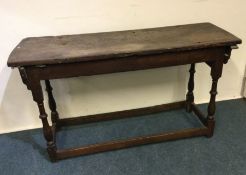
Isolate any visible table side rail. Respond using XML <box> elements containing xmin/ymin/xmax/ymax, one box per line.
<box><xmin>24</xmin><ymin>47</ymin><xmax>227</xmax><ymax>80</ymax></box>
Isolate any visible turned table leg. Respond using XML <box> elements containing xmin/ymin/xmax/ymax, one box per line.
<box><xmin>45</xmin><ymin>80</ymin><xmax>60</xmax><ymax>130</ymax></box>
<box><xmin>206</xmin><ymin>60</ymin><xmax>223</xmax><ymax>137</ymax></box>
<box><xmin>29</xmin><ymin>78</ymin><xmax>57</xmax><ymax>161</ymax></box>
<box><xmin>186</xmin><ymin>63</ymin><xmax>196</xmax><ymax>112</ymax></box>
<box><xmin>19</xmin><ymin>67</ymin><xmax>31</xmax><ymax>90</ymax></box>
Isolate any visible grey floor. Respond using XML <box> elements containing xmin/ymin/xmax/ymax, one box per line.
<box><xmin>0</xmin><ymin>99</ymin><xmax>245</xmax><ymax>175</ymax></box>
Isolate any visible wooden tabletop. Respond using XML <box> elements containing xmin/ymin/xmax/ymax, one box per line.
<box><xmin>7</xmin><ymin>23</ymin><xmax>241</xmax><ymax>67</ymax></box>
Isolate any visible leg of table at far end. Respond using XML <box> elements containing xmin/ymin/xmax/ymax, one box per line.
<box><xmin>186</xmin><ymin>63</ymin><xmax>196</xmax><ymax>112</ymax></box>
<box><xmin>45</xmin><ymin>80</ymin><xmax>60</xmax><ymax>130</ymax></box>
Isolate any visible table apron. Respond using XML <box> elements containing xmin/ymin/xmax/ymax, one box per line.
<box><xmin>25</xmin><ymin>47</ymin><xmax>226</xmax><ymax>80</ymax></box>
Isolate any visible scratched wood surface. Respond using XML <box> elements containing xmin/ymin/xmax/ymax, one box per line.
<box><xmin>8</xmin><ymin>23</ymin><xmax>241</xmax><ymax>67</ymax></box>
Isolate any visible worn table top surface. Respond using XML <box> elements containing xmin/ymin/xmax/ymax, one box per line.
<box><xmin>7</xmin><ymin>22</ymin><xmax>241</xmax><ymax>67</ymax></box>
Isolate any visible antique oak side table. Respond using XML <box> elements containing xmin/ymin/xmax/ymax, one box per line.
<box><xmin>7</xmin><ymin>23</ymin><xmax>241</xmax><ymax>161</ymax></box>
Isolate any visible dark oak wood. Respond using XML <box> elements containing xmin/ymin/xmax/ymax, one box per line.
<box><xmin>8</xmin><ymin>23</ymin><xmax>241</xmax><ymax>67</ymax></box>
<box><xmin>18</xmin><ymin>67</ymin><xmax>30</xmax><ymax>90</ymax></box>
<box><xmin>186</xmin><ymin>63</ymin><xmax>196</xmax><ymax>112</ymax></box>
<box><xmin>206</xmin><ymin>60</ymin><xmax>224</xmax><ymax>137</ymax></box>
<box><xmin>56</xmin><ymin>127</ymin><xmax>208</xmax><ymax>160</ymax></box>
<box><xmin>26</xmin><ymin>74</ymin><xmax>57</xmax><ymax>161</ymax></box>
<box><xmin>7</xmin><ymin>23</ymin><xmax>242</xmax><ymax>161</ymax></box>
<box><xmin>59</xmin><ymin>101</ymin><xmax>186</xmax><ymax>126</ymax></box>
<box><xmin>45</xmin><ymin>80</ymin><xmax>60</xmax><ymax>130</ymax></box>
<box><xmin>25</xmin><ymin>47</ymin><xmax>226</xmax><ymax>80</ymax></box>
